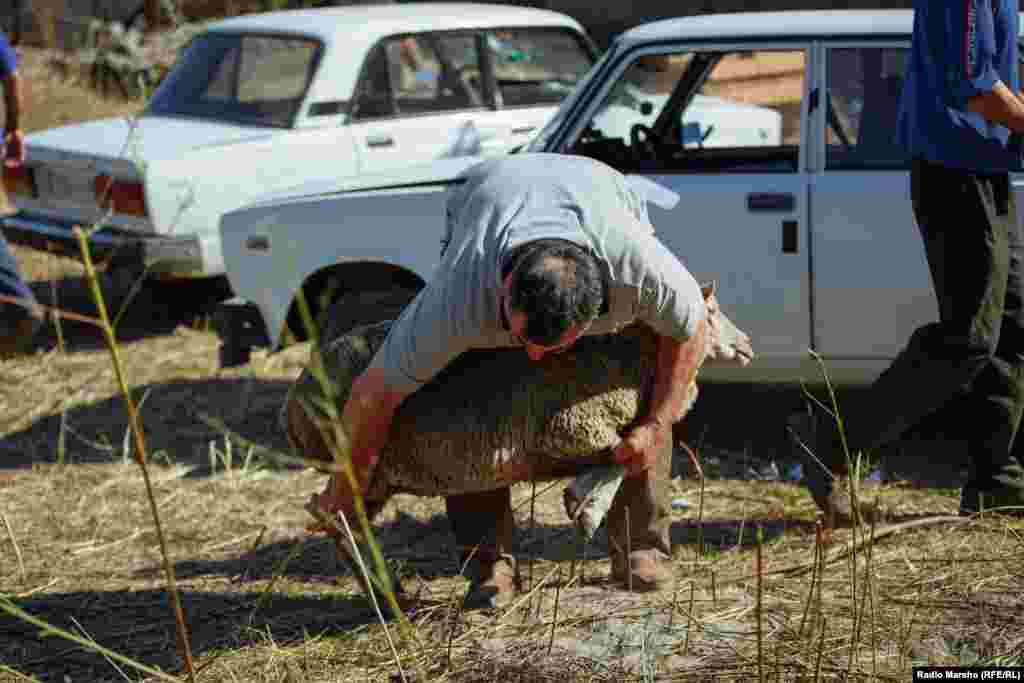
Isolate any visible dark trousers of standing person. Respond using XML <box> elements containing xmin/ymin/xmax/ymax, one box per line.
<box><xmin>805</xmin><ymin>157</ymin><xmax>1024</xmax><ymax>513</ymax></box>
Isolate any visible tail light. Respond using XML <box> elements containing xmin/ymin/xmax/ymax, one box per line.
<box><xmin>2</xmin><ymin>164</ymin><xmax>35</xmax><ymax>198</ymax></box>
<box><xmin>94</xmin><ymin>174</ymin><xmax>147</xmax><ymax>217</ymax></box>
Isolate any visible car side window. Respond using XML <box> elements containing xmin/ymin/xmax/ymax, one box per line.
<box><xmin>487</xmin><ymin>28</ymin><xmax>594</xmax><ymax>108</ymax></box>
<box><xmin>568</xmin><ymin>49</ymin><xmax>804</xmax><ymax>174</ymax></box>
<box><xmin>387</xmin><ymin>32</ymin><xmax>484</xmax><ymax>115</ymax></box>
<box><xmin>825</xmin><ymin>47</ymin><xmax>910</xmax><ymax>170</ymax></box>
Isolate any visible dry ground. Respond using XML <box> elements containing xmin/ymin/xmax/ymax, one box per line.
<box><xmin>2</xmin><ymin>41</ymin><xmax>1024</xmax><ymax>683</ymax></box>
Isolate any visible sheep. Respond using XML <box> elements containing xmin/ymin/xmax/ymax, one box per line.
<box><xmin>285</xmin><ymin>284</ymin><xmax>753</xmax><ymax>513</ymax></box>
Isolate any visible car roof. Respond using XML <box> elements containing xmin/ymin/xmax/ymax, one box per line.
<box><xmin>620</xmin><ymin>10</ymin><xmax>915</xmax><ymax>45</ymax></box>
<box><xmin>205</xmin><ymin>2</ymin><xmax>585</xmax><ymax>42</ymax></box>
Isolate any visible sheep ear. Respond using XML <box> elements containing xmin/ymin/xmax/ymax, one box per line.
<box><xmin>699</xmin><ymin>280</ymin><xmax>717</xmax><ymax>301</ymax></box>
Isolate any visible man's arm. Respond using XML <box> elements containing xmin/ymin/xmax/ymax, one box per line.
<box><xmin>944</xmin><ymin>1</ymin><xmax>1024</xmax><ymax>134</ymax></box>
<box><xmin>309</xmin><ymin>282</ymin><xmax>471</xmax><ymax>517</ymax></box>
<box><xmin>2</xmin><ymin>71</ymin><xmax>20</xmax><ymax>133</ymax></box>
<box><xmin>614</xmin><ymin>318</ymin><xmax>706</xmax><ymax>477</ymax></box>
<box><xmin>1</xmin><ymin>70</ymin><xmax>23</xmax><ymax>166</ymax></box>
<box><xmin>311</xmin><ymin>367</ymin><xmax>412</xmax><ymax>518</ymax></box>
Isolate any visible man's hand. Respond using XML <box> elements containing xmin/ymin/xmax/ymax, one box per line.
<box><xmin>968</xmin><ymin>81</ymin><xmax>1024</xmax><ymax>134</ymax></box>
<box><xmin>306</xmin><ymin>367</ymin><xmax>409</xmax><ymax>523</ymax></box>
<box><xmin>611</xmin><ymin>320</ymin><xmax>706</xmax><ymax>478</ymax></box>
<box><xmin>308</xmin><ymin>472</ymin><xmax>363</xmax><ymax>532</ymax></box>
<box><xmin>613</xmin><ymin>419</ymin><xmax>669</xmax><ymax>477</ymax></box>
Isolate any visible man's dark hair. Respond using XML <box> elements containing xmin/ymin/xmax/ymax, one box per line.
<box><xmin>507</xmin><ymin>239</ymin><xmax>604</xmax><ymax>346</ymax></box>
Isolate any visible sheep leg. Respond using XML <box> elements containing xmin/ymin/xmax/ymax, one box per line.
<box><xmin>563</xmin><ymin>462</ymin><xmax>627</xmax><ymax>542</ymax></box>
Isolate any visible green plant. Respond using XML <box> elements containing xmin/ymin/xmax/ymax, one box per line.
<box><xmin>74</xmin><ymin>12</ymin><xmax>206</xmax><ymax>100</ymax></box>
<box><xmin>77</xmin><ymin>19</ymin><xmax>152</xmax><ymax>98</ymax></box>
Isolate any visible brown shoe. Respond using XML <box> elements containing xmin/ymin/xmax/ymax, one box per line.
<box><xmin>611</xmin><ymin>548</ymin><xmax>674</xmax><ymax>592</ymax></box>
<box><xmin>464</xmin><ymin>553</ymin><xmax>518</xmax><ymax>609</ymax></box>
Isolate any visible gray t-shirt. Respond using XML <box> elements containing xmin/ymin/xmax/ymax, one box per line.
<box><xmin>367</xmin><ymin>153</ymin><xmax>706</xmax><ymax>394</ymax></box>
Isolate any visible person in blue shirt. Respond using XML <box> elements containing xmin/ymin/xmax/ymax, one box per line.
<box><xmin>0</xmin><ymin>30</ymin><xmax>41</xmax><ymax>356</ymax></box>
<box><xmin>802</xmin><ymin>0</ymin><xmax>1024</xmax><ymax>525</ymax></box>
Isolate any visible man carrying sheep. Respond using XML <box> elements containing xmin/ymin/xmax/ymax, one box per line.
<box><xmin>308</xmin><ymin>152</ymin><xmax>708</xmax><ymax>607</ymax></box>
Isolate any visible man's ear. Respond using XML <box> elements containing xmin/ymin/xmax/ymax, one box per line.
<box><xmin>699</xmin><ymin>280</ymin><xmax>717</xmax><ymax>301</ymax></box>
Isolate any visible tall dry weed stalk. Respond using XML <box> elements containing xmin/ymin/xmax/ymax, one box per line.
<box><xmin>73</xmin><ymin>227</ymin><xmax>197</xmax><ymax>680</ymax></box>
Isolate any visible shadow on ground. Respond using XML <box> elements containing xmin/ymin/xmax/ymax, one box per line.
<box><xmin>1</xmin><ymin>374</ymin><xmax>972</xmax><ymax>487</ymax></box>
<box><xmin>0</xmin><ymin>377</ymin><xmax>294</xmax><ymax>474</ymax></box>
<box><xmin>2</xmin><ymin>586</ymin><xmax>379</xmax><ymax>683</ymax></box>
<box><xmin>27</xmin><ymin>275</ymin><xmax>232</xmax><ymax>353</ymax></box>
<box><xmin>156</xmin><ymin>513</ymin><xmax>821</xmax><ymax>588</ymax></box>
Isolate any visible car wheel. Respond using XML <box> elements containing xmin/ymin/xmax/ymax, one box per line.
<box><xmin>317</xmin><ymin>286</ymin><xmax>419</xmax><ymax>346</ymax></box>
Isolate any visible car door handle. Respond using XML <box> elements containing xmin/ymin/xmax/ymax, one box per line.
<box><xmin>366</xmin><ymin>134</ymin><xmax>394</xmax><ymax>148</ymax></box>
<box><xmin>782</xmin><ymin>220</ymin><xmax>798</xmax><ymax>254</ymax></box>
<box><xmin>747</xmin><ymin>192</ymin><xmax>795</xmax><ymax>212</ymax></box>
<box><xmin>511</xmin><ymin>125</ymin><xmax>536</xmax><ymax>135</ymax></box>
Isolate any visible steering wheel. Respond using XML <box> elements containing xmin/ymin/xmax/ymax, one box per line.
<box><xmin>629</xmin><ymin>123</ymin><xmax>659</xmax><ymax>163</ymax></box>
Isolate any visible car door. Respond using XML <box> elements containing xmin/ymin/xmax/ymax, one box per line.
<box><xmin>808</xmin><ymin>41</ymin><xmax>934</xmax><ymax>378</ymax></box>
<box><xmin>560</xmin><ymin>44</ymin><xmax>813</xmax><ymax>379</ymax></box>
<box><xmin>475</xmin><ymin>27</ymin><xmax>596</xmax><ymax>154</ymax></box>
<box><xmin>349</xmin><ymin>32</ymin><xmax>488</xmax><ymax>173</ymax></box>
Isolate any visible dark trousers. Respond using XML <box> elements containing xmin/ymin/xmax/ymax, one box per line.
<box><xmin>809</xmin><ymin>158</ymin><xmax>1024</xmax><ymax>494</ymax></box>
<box><xmin>0</xmin><ymin>229</ymin><xmax>37</xmax><ymax>333</ymax></box>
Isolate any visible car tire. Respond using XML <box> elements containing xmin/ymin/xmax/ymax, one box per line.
<box><xmin>317</xmin><ymin>286</ymin><xmax>419</xmax><ymax>345</ymax></box>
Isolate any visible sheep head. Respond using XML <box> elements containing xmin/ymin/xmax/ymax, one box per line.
<box><xmin>701</xmin><ymin>281</ymin><xmax>754</xmax><ymax>367</ymax></box>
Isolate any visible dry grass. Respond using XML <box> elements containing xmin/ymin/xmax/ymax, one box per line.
<box><xmin>17</xmin><ymin>47</ymin><xmax>143</xmax><ymax>134</ymax></box>
<box><xmin>4</xmin><ymin>447</ymin><xmax>1023</xmax><ymax>682</ymax></box>
<box><xmin>2</xmin><ymin>24</ymin><xmax>1024</xmax><ymax>683</ymax></box>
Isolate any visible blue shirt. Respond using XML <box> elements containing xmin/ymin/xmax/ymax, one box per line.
<box><xmin>897</xmin><ymin>0</ymin><xmax>1022</xmax><ymax>172</ymax></box>
<box><xmin>0</xmin><ymin>34</ymin><xmax>15</xmax><ymax>79</ymax></box>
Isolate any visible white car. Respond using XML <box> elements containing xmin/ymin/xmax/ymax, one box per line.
<box><xmin>0</xmin><ymin>3</ymin><xmax>595</xmax><ymax>284</ymax></box>
<box><xmin>218</xmin><ymin>10</ymin><xmax>1020</xmax><ymax>388</ymax></box>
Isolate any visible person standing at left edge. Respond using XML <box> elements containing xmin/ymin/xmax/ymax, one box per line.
<box><xmin>0</xmin><ymin>29</ymin><xmax>42</xmax><ymax>356</ymax></box>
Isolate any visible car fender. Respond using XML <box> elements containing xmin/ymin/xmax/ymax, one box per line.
<box><xmin>221</xmin><ymin>182</ymin><xmax>455</xmax><ymax>348</ymax></box>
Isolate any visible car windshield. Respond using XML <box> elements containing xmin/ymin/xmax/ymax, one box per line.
<box><xmin>146</xmin><ymin>32</ymin><xmax>321</xmax><ymax>128</ymax></box>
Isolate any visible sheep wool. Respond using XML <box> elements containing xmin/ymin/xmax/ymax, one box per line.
<box><xmin>285</xmin><ymin>320</ymin><xmax>700</xmax><ymax>502</ymax></box>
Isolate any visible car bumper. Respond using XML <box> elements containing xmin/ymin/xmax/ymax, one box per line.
<box><xmin>213</xmin><ymin>297</ymin><xmax>272</xmax><ymax>368</ymax></box>
<box><xmin>0</xmin><ymin>210</ymin><xmax>203</xmax><ymax>275</ymax></box>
